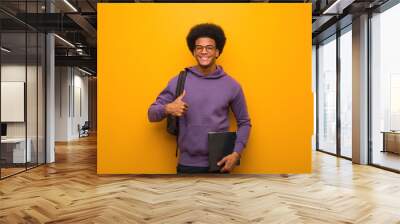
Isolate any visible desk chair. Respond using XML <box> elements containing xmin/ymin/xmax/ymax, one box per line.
<box><xmin>78</xmin><ymin>121</ymin><xmax>90</xmax><ymax>138</ymax></box>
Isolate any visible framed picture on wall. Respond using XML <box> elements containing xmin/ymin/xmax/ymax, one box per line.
<box><xmin>1</xmin><ymin>81</ymin><xmax>25</xmax><ymax>122</ymax></box>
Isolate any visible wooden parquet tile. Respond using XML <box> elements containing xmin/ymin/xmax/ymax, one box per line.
<box><xmin>1</xmin><ymin>134</ymin><xmax>400</xmax><ymax>223</ymax></box>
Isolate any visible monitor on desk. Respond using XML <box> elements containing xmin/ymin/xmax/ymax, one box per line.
<box><xmin>1</xmin><ymin>123</ymin><xmax>7</xmax><ymax>138</ymax></box>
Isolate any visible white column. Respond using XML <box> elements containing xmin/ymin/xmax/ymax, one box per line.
<box><xmin>46</xmin><ymin>32</ymin><xmax>55</xmax><ymax>163</ymax></box>
<box><xmin>352</xmin><ymin>14</ymin><xmax>369</xmax><ymax>164</ymax></box>
<box><xmin>45</xmin><ymin>0</ymin><xmax>56</xmax><ymax>163</ymax></box>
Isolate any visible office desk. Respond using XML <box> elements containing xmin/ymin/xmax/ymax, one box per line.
<box><xmin>382</xmin><ymin>131</ymin><xmax>400</xmax><ymax>154</ymax></box>
<box><xmin>1</xmin><ymin>138</ymin><xmax>31</xmax><ymax>164</ymax></box>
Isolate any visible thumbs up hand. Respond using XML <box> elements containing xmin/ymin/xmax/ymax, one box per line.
<box><xmin>165</xmin><ymin>90</ymin><xmax>189</xmax><ymax>117</ymax></box>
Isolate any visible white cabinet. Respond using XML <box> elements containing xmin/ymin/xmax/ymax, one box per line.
<box><xmin>1</xmin><ymin>138</ymin><xmax>32</xmax><ymax>163</ymax></box>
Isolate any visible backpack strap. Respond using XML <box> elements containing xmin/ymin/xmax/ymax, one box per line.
<box><xmin>175</xmin><ymin>70</ymin><xmax>188</xmax><ymax>157</ymax></box>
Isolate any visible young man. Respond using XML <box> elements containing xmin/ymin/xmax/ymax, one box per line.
<box><xmin>148</xmin><ymin>23</ymin><xmax>251</xmax><ymax>174</ymax></box>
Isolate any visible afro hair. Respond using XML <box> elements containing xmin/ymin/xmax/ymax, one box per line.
<box><xmin>186</xmin><ymin>23</ymin><xmax>226</xmax><ymax>55</ymax></box>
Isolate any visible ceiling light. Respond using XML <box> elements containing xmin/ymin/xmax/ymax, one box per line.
<box><xmin>1</xmin><ymin>47</ymin><xmax>11</xmax><ymax>53</ymax></box>
<box><xmin>54</xmin><ymin>34</ymin><xmax>75</xmax><ymax>48</ymax></box>
<box><xmin>78</xmin><ymin>67</ymin><xmax>93</xmax><ymax>76</ymax></box>
<box><xmin>322</xmin><ymin>0</ymin><xmax>355</xmax><ymax>15</ymax></box>
<box><xmin>63</xmin><ymin>0</ymin><xmax>78</xmax><ymax>12</ymax></box>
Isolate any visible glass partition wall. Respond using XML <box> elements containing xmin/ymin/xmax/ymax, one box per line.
<box><xmin>316</xmin><ymin>26</ymin><xmax>352</xmax><ymax>159</ymax></box>
<box><xmin>317</xmin><ymin>35</ymin><xmax>337</xmax><ymax>155</ymax></box>
<box><xmin>370</xmin><ymin>3</ymin><xmax>400</xmax><ymax>171</ymax></box>
<box><xmin>0</xmin><ymin>1</ymin><xmax>46</xmax><ymax>179</ymax></box>
<box><xmin>339</xmin><ymin>27</ymin><xmax>352</xmax><ymax>159</ymax></box>
<box><xmin>316</xmin><ymin>0</ymin><xmax>400</xmax><ymax>172</ymax></box>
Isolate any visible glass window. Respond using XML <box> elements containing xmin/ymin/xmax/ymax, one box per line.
<box><xmin>27</xmin><ymin>30</ymin><xmax>38</xmax><ymax>169</ymax></box>
<box><xmin>340</xmin><ymin>28</ymin><xmax>352</xmax><ymax>158</ymax></box>
<box><xmin>318</xmin><ymin>35</ymin><xmax>337</xmax><ymax>154</ymax></box>
<box><xmin>371</xmin><ymin>3</ymin><xmax>400</xmax><ymax>171</ymax></box>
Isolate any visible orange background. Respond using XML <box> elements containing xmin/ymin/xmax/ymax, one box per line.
<box><xmin>97</xmin><ymin>3</ymin><xmax>312</xmax><ymax>174</ymax></box>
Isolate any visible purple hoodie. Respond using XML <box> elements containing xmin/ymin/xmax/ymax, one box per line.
<box><xmin>148</xmin><ymin>65</ymin><xmax>251</xmax><ymax>167</ymax></box>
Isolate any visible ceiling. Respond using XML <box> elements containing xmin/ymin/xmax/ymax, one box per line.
<box><xmin>0</xmin><ymin>0</ymin><xmax>97</xmax><ymax>74</ymax></box>
<box><xmin>311</xmin><ymin>0</ymin><xmax>390</xmax><ymax>44</ymax></box>
<box><xmin>0</xmin><ymin>0</ymin><xmax>396</xmax><ymax>75</ymax></box>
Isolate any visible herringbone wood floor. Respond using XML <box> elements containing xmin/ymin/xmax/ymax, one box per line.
<box><xmin>1</xmin><ymin>134</ymin><xmax>400</xmax><ymax>224</ymax></box>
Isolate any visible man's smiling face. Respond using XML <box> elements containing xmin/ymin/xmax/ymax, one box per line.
<box><xmin>193</xmin><ymin>37</ymin><xmax>220</xmax><ymax>68</ymax></box>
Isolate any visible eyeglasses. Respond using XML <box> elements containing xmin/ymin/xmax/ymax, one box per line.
<box><xmin>194</xmin><ymin>45</ymin><xmax>216</xmax><ymax>52</ymax></box>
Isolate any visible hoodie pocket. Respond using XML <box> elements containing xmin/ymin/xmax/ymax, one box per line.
<box><xmin>179</xmin><ymin>125</ymin><xmax>211</xmax><ymax>156</ymax></box>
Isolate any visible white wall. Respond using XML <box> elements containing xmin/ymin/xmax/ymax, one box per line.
<box><xmin>312</xmin><ymin>45</ymin><xmax>316</xmax><ymax>151</ymax></box>
<box><xmin>55</xmin><ymin>66</ymin><xmax>70</xmax><ymax>141</ymax></box>
<box><xmin>55</xmin><ymin>67</ymin><xmax>89</xmax><ymax>141</ymax></box>
<box><xmin>1</xmin><ymin>65</ymin><xmax>38</xmax><ymax>137</ymax></box>
<box><xmin>72</xmin><ymin>72</ymin><xmax>89</xmax><ymax>138</ymax></box>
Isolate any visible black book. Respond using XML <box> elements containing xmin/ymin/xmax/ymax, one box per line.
<box><xmin>208</xmin><ymin>131</ymin><xmax>240</xmax><ymax>172</ymax></box>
